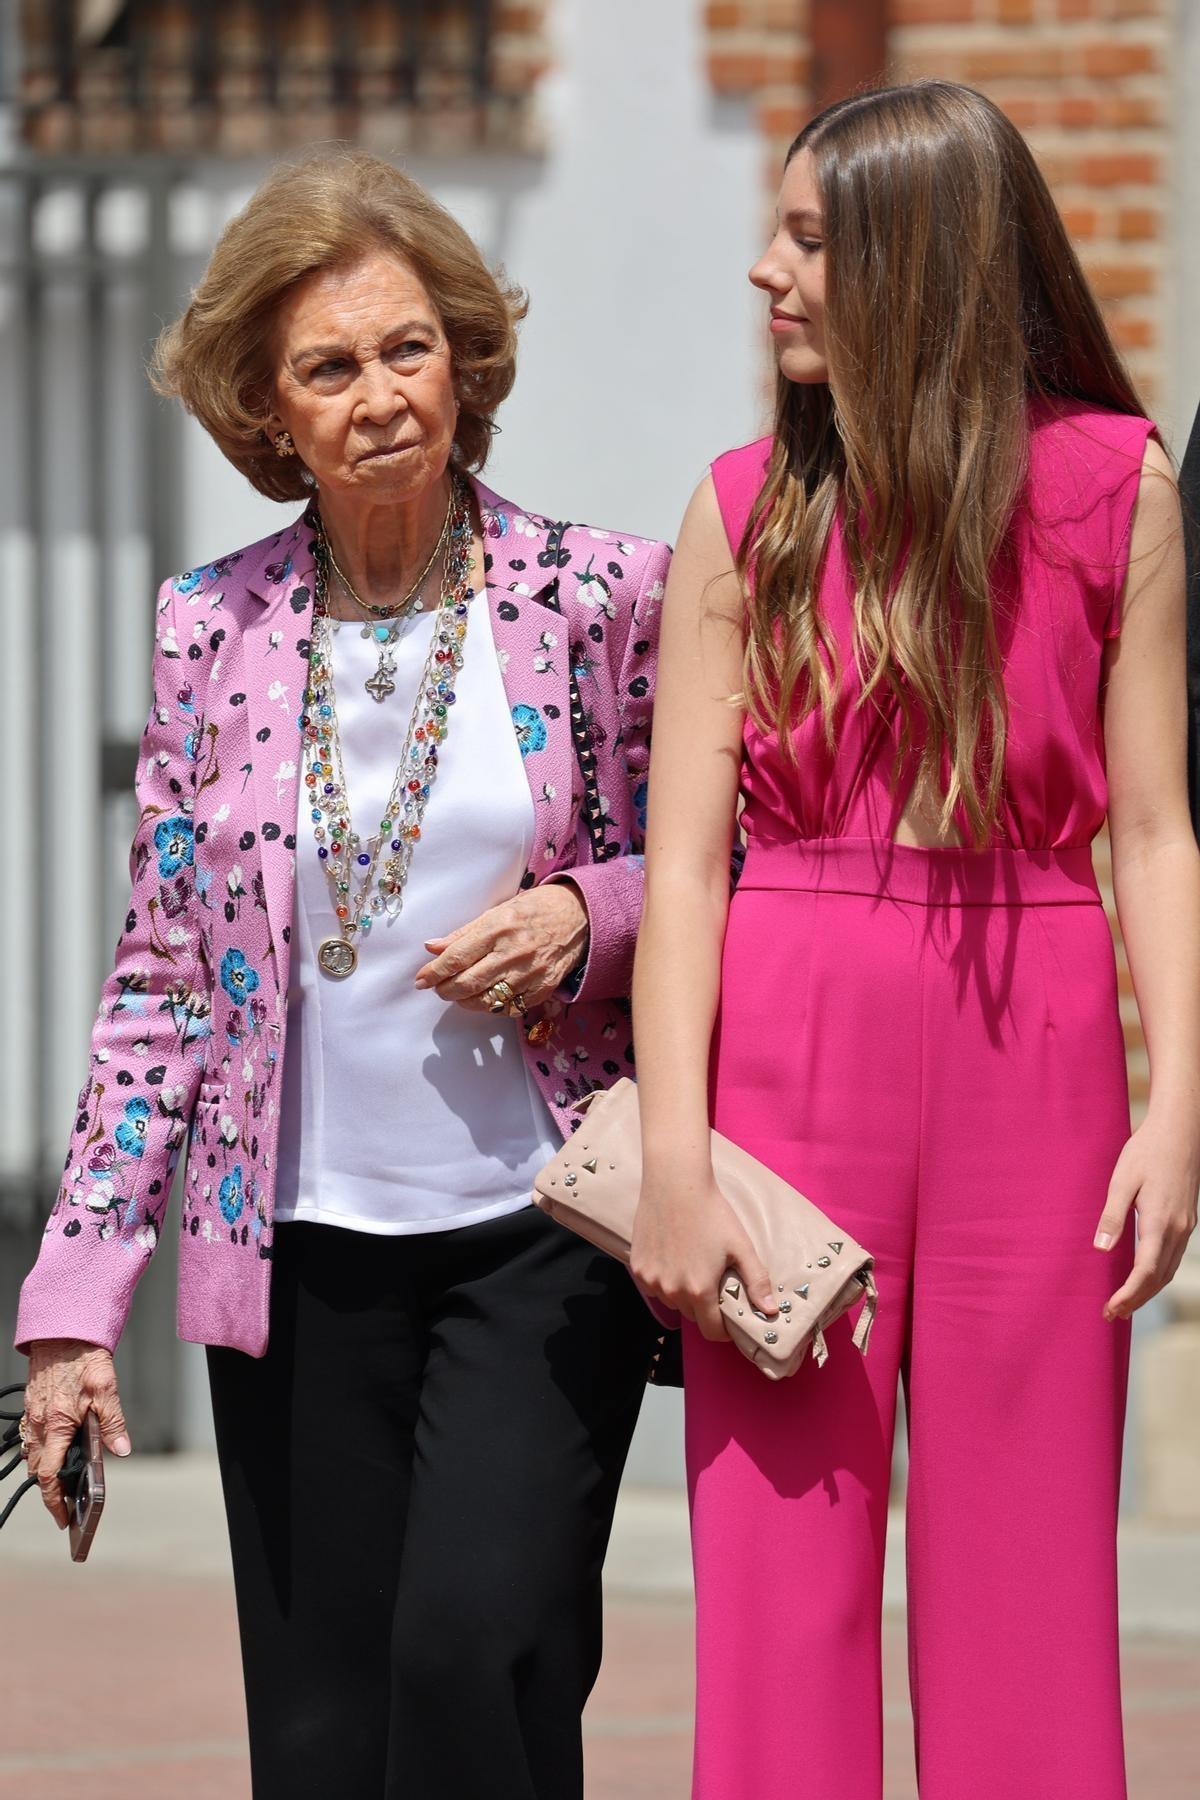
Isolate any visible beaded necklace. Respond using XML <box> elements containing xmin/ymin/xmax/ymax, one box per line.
<box><xmin>302</xmin><ymin>474</ymin><xmax>474</xmax><ymax>979</ymax></box>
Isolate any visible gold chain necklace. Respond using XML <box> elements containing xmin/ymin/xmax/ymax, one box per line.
<box><xmin>323</xmin><ymin>490</ymin><xmax>453</xmax><ymax>703</ymax></box>
<box><xmin>323</xmin><ymin>487</ymin><xmax>451</xmax><ymax>620</ymax></box>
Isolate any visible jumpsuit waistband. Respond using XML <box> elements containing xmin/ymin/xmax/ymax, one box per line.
<box><xmin>736</xmin><ymin>837</ymin><xmax>1102</xmax><ymax>908</ymax></box>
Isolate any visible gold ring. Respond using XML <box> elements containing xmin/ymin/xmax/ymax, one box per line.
<box><xmin>511</xmin><ymin>991</ymin><xmax>527</xmax><ymax>1015</ymax></box>
<box><xmin>18</xmin><ymin>1414</ymin><xmax>31</xmax><ymax>1458</ymax></box>
<box><xmin>485</xmin><ymin>980</ymin><xmax>514</xmax><ymax>1013</ymax></box>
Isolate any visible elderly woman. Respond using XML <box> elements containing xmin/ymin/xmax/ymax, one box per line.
<box><xmin>15</xmin><ymin>152</ymin><xmax>669</xmax><ymax>1800</ymax></box>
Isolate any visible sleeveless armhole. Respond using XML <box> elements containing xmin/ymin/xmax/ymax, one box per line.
<box><xmin>710</xmin><ymin>438</ymin><xmax>773</xmax><ymax>565</ymax></box>
<box><xmin>1104</xmin><ymin>415</ymin><xmax>1160</xmax><ymax>640</ymax></box>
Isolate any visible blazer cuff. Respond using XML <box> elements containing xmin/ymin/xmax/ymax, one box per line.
<box><xmin>14</xmin><ymin>1239</ymin><xmax>137</xmax><ymax>1356</ymax></box>
<box><xmin>542</xmin><ymin>857</ymin><xmax>644</xmax><ymax>1005</ymax></box>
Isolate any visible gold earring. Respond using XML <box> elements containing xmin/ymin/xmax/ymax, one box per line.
<box><xmin>273</xmin><ymin>430</ymin><xmax>295</xmax><ymax>458</ymax></box>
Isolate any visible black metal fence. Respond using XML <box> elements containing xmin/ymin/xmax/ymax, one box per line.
<box><xmin>0</xmin><ymin>149</ymin><xmax>190</xmax><ymax>1434</ymax></box>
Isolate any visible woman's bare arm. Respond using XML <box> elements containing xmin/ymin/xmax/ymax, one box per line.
<box><xmin>1096</xmin><ymin>434</ymin><xmax>1200</xmax><ymax>1316</ymax></box>
<box><xmin>630</xmin><ymin>475</ymin><xmax>777</xmax><ymax>1336</ymax></box>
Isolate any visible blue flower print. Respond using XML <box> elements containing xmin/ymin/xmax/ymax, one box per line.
<box><xmin>154</xmin><ymin>815</ymin><xmax>194</xmax><ymax>878</ymax></box>
<box><xmin>220</xmin><ymin>948</ymin><xmax>261</xmax><ymax>1005</ymax></box>
<box><xmin>511</xmin><ymin>704</ymin><xmax>547</xmax><ymax>758</ymax></box>
<box><xmin>174</xmin><ymin>569</ymin><xmax>203</xmax><ymax>596</ymax></box>
<box><xmin>183</xmin><ymin>729</ymin><xmax>200</xmax><ymax>761</ymax></box>
<box><xmin>633</xmin><ymin>779</ymin><xmax>649</xmax><ymax>832</ymax></box>
<box><xmin>219</xmin><ymin>1164</ymin><xmax>245</xmax><ymax>1224</ymax></box>
<box><xmin>114</xmin><ymin>1094</ymin><xmax>152</xmax><ymax>1159</ymax></box>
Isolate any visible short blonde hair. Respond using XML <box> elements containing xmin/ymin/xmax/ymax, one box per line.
<box><xmin>152</xmin><ymin>150</ymin><xmax>527</xmax><ymax>502</ymax></box>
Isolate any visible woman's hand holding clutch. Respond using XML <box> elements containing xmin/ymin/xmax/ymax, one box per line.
<box><xmin>631</xmin><ymin>1169</ymin><xmax>778</xmax><ymax>1343</ymax></box>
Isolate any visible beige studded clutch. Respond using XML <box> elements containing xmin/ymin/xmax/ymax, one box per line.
<box><xmin>532</xmin><ymin>1078</ymin><xmax>878</xmax><ymax>1381</ymax></box>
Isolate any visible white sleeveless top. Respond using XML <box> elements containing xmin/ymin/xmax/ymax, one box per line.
<box><xmin>273</xmin><ymin>597</ymin><xmax>561</xmax><ymax>1235</ymax></box>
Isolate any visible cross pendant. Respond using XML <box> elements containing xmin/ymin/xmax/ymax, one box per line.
<box><xmin>365</xmin><ymin>665</ymin><xmax>396</xmax><ymax>703</ymax></box>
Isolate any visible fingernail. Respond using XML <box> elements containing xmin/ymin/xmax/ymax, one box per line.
<box><xmin>1094</xmin><ymin>1232</ymin><xmax>1113</xmax><ymax>1251</ymax></box>
<box><xmin>414</xmin><ymin>977</ymin><xmax>428</xmax><ymax>990</ymax></box>
<box><xmin>113</xmin><ymin>1434</ymin><xmax>132</xmax><ymax>1457</ymax></box>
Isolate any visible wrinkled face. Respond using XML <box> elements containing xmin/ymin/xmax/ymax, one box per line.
<box><xmin>267</xmin><ymin>250</ymin><xmax>458</xmax><ymax>502</ymax></box>
<box><xmin>749</xmin><ymin>148</ymin><xmax>828</xmax><ymax>385</ymax></box>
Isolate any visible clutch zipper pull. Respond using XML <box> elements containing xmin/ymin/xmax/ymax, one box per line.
<box><xmin>851</xmin><ymin>1269</ymin><xmax>878</xmax><ymax>1355</ymax></box>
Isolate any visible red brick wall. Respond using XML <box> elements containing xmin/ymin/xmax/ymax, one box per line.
<box><xmin>889</xmin><ymin>0</ymin><xmax>1167</xmax><ymax>408</ymax></box>
<box><xmin>705</xmin><ymin>2</ymin><xmax>815</xmax><ymax>171</ymax></box>
<box><xmin>703</xmin><ymin>1</ymin><xmax>1167</xmax><ymax>407</ymax></box>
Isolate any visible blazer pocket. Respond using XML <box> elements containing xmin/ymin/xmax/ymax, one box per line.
<box><xmin>187</xmin><ymin>1080</ymin><xmax>228</xmax><ymax>1163</ymax></box>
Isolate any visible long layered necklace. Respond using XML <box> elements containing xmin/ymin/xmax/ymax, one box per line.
<box><xmin>302</xmin><ymin>475</ymin><xmax>474</xmax><ymax>980</ymax></box>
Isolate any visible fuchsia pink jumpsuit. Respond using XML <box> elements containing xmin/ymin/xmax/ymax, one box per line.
<box><xmin>688</xmin><ymin>400</ymin><xmax>1155</xmax><ymax>1798</ymax></box>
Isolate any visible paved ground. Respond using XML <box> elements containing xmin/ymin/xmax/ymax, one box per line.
<box><xmin>1</xmin><ymin>1459</ymin><xmax>1197</xmax><ymax>1798</ymax></box>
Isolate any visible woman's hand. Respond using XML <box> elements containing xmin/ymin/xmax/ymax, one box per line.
<box><xmin>1094</xmin><ymin>1109</ymin><xmax>1200</xmax><ymax>1320</ymax></box>
<box><xmin>415</xmin><ymin>883</ymin><xmax>588</xmax><ymax>1011</ymax></box>
<box><xmin>23</xmin><ymin>1339</ymin><xmax>131</xmax><ymax>1528</ymax></box>
<box><xmin>631</xmin><ymin>1170</ymin><xmax>777</xmax><ymax>1342</ymax></box>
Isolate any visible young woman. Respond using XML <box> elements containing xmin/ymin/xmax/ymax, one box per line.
<box><xmin>630</xmin><ymin>82</ymin><xmax>1200</xmax><ymax>1799</ymax></box>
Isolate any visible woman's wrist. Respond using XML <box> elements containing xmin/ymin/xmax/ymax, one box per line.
<box><xmin>1143</xmin><ymin>1076</ymin><xmax>1200</xmax><ymax>1133</ymax></box>
<box><xmin>641</xmin><ymin>1137</ymin><xmax>716</xmax><ymax>1190</ymax></box>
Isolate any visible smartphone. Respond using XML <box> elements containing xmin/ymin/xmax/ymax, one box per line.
<box><xmin>60</xmin><ymin>1410</ymin><xmax>105</xmax><ymax>1563</ymax></box>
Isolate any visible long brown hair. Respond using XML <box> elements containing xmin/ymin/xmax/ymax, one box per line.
<box><xmin>741</xmin><ymin>81</ymin><xmax>1146</xmax><ymax>844</ymax></box>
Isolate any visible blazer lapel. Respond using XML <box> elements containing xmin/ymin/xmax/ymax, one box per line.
<box><xmin>242</xmin><ymin>513</ymin><xmax>314</xmax><ymax>987</ymax></box>
<box><xmin>475</xmin><ymin>479</ymin><xmax>577</xmax><ymax>874</ymax></box>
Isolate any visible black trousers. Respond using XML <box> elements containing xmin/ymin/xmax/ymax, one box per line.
<box><xmin>206</xmin><ymin>1207</ymin><xmax>656</xmax><ymax>1800</ymax></box>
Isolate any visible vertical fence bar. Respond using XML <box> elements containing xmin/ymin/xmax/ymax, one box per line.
<box><xmin>144</xmin><ymin>167</ymin><xmax>179</xmax><ymax>600</ymax></box>
<box><xmin>25</xmin><ymin>170</ymin><xmax>50</xmax><ymax>1204</ymax></box>
<box><xmin>85</xmin><ymin>173</ymin><xmax>111</xmax><ymax>986</ymax></box>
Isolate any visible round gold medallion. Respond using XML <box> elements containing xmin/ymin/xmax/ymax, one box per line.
<box><xmin>317</xmin><ymin>936</ymin><xmax>358</xmax><ymax>979</ymax></box>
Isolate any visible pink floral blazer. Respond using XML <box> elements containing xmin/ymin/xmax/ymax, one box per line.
<box><xmin>16</xmin><ymin>478</ymin><xmax>669</xmax><ymax>1358</ymax></box>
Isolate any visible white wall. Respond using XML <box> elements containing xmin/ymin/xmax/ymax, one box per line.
<box><xmin>169</xmin><ymin>0</ymin><xmax>766</xmax><ymax>1478</ymax></box>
